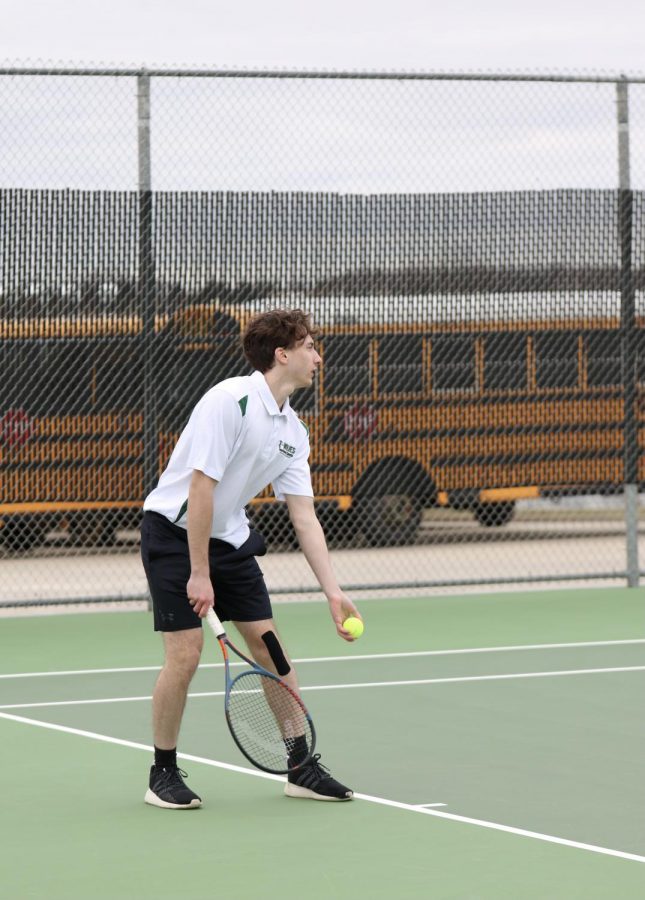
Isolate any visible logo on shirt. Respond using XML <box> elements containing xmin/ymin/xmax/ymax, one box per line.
<box><xmin>279</xmin><ymin>440</ymin><xmax>296</xmax><ymax>458</ymax></box>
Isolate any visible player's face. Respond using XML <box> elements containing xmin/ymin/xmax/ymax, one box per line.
<box><xmin>288</xmin><ymin>334</ymin><xmax>321</xmax><ymax>388</ymax></box>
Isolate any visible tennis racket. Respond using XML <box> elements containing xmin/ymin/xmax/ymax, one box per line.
<box><xmin>205</xmin><ymin>608</ymin><xmax>315</xmax><ymax>775</ymax></box>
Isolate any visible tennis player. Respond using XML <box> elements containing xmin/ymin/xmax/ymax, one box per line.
<box><xmin>140</xmin><ymin>308</ymin><xmax>360</xmax><ymax>809</ymax></box>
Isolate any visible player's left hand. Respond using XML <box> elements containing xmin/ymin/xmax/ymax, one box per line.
<box><xmin>328</xmin><ymin>592</ymin><xmax>362</xmax><ymax>642</ymax></box>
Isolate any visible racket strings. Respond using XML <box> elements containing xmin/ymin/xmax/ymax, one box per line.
<box><xmin>227</xmin><ymin>671</ymin><xmax>313</xmax><ymax>772</ymax></box>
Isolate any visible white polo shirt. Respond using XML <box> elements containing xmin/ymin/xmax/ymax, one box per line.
<box><xmin>143</xmin><ymin>370</ymin><xmax>313</xmax><ymax>547</ymax></box>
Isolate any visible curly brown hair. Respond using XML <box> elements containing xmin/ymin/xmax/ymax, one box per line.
<box><xmin>242</xmin><ymin>309</ymin><xmax>316</xmax><ymax>372</ymax></box>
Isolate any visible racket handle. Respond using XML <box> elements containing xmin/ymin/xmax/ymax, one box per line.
<box><xmin>205</xmin><ymin>608</ymin><xmax>226</xmax><ymax>638</ymax></box>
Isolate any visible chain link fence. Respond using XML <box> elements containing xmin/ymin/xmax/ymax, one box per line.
<box><xmin>1</xmin><ymin>67</ymin><xmax>645</xmax><ymax>608</ymax></box>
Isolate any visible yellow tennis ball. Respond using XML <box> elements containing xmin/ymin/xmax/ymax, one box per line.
<box><xmin>343</xmin><ymin>616</ymin><xmax>364</xmax><ymax>639</ymax></box>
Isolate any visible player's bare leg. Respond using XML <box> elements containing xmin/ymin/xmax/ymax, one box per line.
<box><xmin>152</xmin><ymin>628</ymin><xmax>204</xmax><ymax>748</ymax></box>
<box><xmin>145</xmin><ymin>628</ymin><xmax>204</xmax><ymax>809</ymax></box>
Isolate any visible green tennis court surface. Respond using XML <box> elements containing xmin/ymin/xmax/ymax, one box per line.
<box><xmin>2</xmin><ymin>587</ymin><xmax>644</xmax><ymax>899</ymax></box>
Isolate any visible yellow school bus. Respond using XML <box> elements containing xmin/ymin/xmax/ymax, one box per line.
<box><xmin>1</xmin><ymin>292</ymin><xmax>643</xmax><ymax>550</ymax></box>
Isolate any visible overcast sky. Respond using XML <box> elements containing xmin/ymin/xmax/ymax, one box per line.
<box><xmin>2</xmin><ymin>1</ymin><xmax>644</xmax><ymax>193</ymax></box>
<box><xmin>2</xmin><ymin>0</ymin><xmax>644</xmax><ymax>75</ymax></box>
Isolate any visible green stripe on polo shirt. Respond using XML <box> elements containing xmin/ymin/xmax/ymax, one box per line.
<box><xmin>298</xmin><ymin>418</ymin><xmax>309</xmax><ymax>434</ymax></box>
<box><xmin>238</xmin><ymin>395</ymin><xmax>248</xmax><ymax>415</ymax></box>
<box><xmin>173</xmin><ymin>498</ymin><xmax>188</xmax><ymax>523</ymax></box>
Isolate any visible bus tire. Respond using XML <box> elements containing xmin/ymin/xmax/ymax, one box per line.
<box><xmin>68</xmin><ymin>511</ymin><xmax>116</xmax><ymax>548</ymax></box>
<box><xmin>1</xmin><ymin>516</ymin><xmax>46</xmax><ymax>553</ymax></box>
<box><xmin>352</xmin><ymin>460</ymin><xmax>432</xmax><ymax>547</ymax></box>
<box><xmin>473</xmin><ymin>501</ymin><xmax>515</xmax><ymax>528</ymax></box>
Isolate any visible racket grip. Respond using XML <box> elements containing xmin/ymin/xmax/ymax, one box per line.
<box><xmin>205</xmin><ymin>608</ymin><xmax>226</xmax><ymax>638</ymax></box>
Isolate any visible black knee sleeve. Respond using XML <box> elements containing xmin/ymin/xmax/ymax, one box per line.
<box><xmin>261</xmin><ymin>630</ymin><xmax>291</xmax><ymax>676</ymax></box>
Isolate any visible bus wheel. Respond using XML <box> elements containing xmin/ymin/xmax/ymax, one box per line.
<box><xmin>69</xmin><ymin>511</ymin><xmax>116</xmax><ymax>548</ymax></box>
<box><xmin>1</xmin><ymin>516</ymin><xmax>46</xmax><ymax>553</ymax></box>
<box><xmin>473</xmin><ymin>501</ymin><xmax>515</xmax><ymax>528</ymax></box>
<box><xmin>354</xmin><ymin>491</ymin><xmax>422</xmax><ymax>547</ymax></box>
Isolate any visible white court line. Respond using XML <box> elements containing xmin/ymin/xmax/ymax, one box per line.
<box><xmin>1</xmin><ymin>638</ymin><xmax>644</xmax><ymax>680</ymax></box>
<box><xmin>0</xmin><ymin>709</ymin><xmax>643</xmax><ymax>865</ymax></box>
<box><xmin>1</xmin><ymin>665</ymin><xmax>644</xmax><ymax>711</ymax></box>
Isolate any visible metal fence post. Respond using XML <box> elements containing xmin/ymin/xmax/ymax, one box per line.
<box><xmin>137</xmin><ymin>71</ymin><xmax>155</xmax><ymax>610</ymax></box>
<box><xmin>137</xmin><ymin>71</ymin><xmax>156</xmax><ymax>493</ymax></box>
<box><xmin>616</xmin><ymin>78</ymin><xmax>639</xmax><ymax>587</ymax></box>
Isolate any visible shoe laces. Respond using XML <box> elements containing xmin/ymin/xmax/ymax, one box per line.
<box><xmin>156</xmin><ymin>765</ymin><xmax>188</xmax><ymax>786</ymax></box>
<box><xmin>304</xmin><ymin>754</ymin><xmax>331</xmax><ymax>781</ymax></box>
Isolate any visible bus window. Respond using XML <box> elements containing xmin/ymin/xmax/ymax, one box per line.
<box><xmin>18</xmin><ymin>343</ymin><xmax>95</xmax><ymax>416</ymax></box>
<box><xmin>431</xmin><ymin>334</ymin><xmax>476</xmax><ymax>391</ymax></box>
<box><xmin>534</xmin><ymin>331</ymin><xmax>579</xmax><ymax>389</ymax></box>
<box><xmin>323</xmin><ymin>335</ymin><xmax>371</xmax><ymax>396</ymax></box>
<box><xmin>483</xmin><ymin>332</ymin><xmax>528</xmax><ymax>391</ymax></box>
<box><xmin>0</xmin><ymin>345</ymin><xmax>31</xmax><ymax>411</ymax></box>
<box><xmin>637</xmin><ymin>331</ymin><xmax>645</xmax><ymax>384</ymax></box>
<box><xmin>160</xmin><ymin>337</ymin><xmax>249</xmax><ymax>431</ymax></box>
<box><xmin>377</xmin><ymin>334</ymin><xmax>423</xmax><ymax>395</ymax></box>
<box><xmin>291</xmin><ymin>385</ymin><xmax>316</xmax><ymax>412</ymax></box>
<box><xmin>93</xmin><ymin>342</ymin><xmax>145</xmax><ymax>412</ymax></box>
<box><xmin>586</xmin><ymin>330</ymin><xmax>622</xmax><ymax>387</ymax></box>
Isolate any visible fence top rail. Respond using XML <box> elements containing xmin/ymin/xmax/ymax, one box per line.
<box><xmin>0</xmin><ymin>66</ymin><xmax>644</xmax><ymax>84</ymax></box>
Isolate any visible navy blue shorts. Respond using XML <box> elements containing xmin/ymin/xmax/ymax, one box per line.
<box><xmin>140</xmin><ymin>511</ymin><xmax>273</xmax><ymax>632</ymax></box>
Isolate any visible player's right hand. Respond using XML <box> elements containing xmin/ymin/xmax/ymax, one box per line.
<box><xmin>187</xmin><ymin>572</ymin><xmax>214</xmax><ymax>618</ymax></box>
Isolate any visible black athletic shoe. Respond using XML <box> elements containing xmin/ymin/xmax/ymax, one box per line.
<box><xmin>144</xmin><ymin>765</ymin><xmax>202</xmax><ymax>809</ymax></box>
<box><xmin>285</xmin><ymin>754</ymin><xmax>353</xmax><ymax>801</ymax></box>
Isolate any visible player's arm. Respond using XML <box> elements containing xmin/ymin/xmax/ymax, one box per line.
<box><xmin>184</xmin><ymin>389</ymin><xmax>241</xmax><ymax>617</ymax></box>
<box><xmin>186</xmin><ymin>468</ymin><xmax>218</xmax><ymax>618</ymax></box>
<box><xmin>285</xmin><ymin>493</ymin><xmax>360</xmax><ymax>641</ymax></box>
